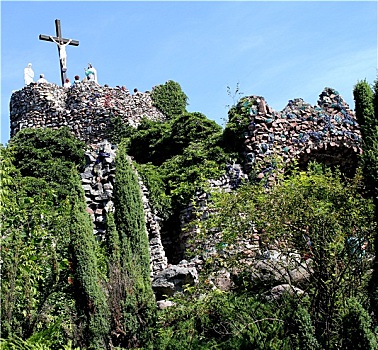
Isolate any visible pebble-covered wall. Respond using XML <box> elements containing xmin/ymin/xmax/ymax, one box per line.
<box><xmin>10</xmin><ymin>82</ymin><xmax>166</xmax><ymax>144</ymax></box>
<box><xmin>239</xmin><ymin>87</ymin><xmax>362</xmax><ymax>180</ymax></box>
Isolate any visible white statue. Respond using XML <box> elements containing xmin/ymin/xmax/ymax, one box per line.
<box><xmin>49</xmin><ymin>36</ymin><xmax>72</xmax><ymax>69</ymax></box>
<box><xmin>24</xmin><ymin>63</ymin><xmax>34</xmax><ymax>85</ymax></box>
<box><xmin>84</xmin><ymin>63</ymin><xmax>98</xmax><ymax>84</ymax></box>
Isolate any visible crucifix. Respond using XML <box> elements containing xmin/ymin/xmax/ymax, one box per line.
<box><xmin>39</xmin><ymin>19</ymin><xmax>79</xmax><ymax>86</ymax></box>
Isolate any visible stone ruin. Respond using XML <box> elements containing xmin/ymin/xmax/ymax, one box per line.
<box><xmin>177</xmin><ymin>88</ymin><xmax>363</xmax><ymax>292</ymax></box>
<box><xmin>10</xmin><ymin>82</ymin><xmax>166</xmax><ymax>144</ymax></box>
<box><xmin>240</xmin><ymin>87</ymin><xmax>362</xmax><ymax>181</ymax></box>
<box><xmin>8</xmin><ymin>83</ymin><xmax>363</xmax><ymax>298</ymax></box>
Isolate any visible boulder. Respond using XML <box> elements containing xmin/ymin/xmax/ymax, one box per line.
<box><xmin>268</xmin><ymin>284</ymin><xmax>304</xmax><ymax>300</ymax></box>
<box><xmin>250</xmin><ymin>250</ymin><xmax>311</xmax><ymax>287</ymax></box>
<box><xmin>152</xmin><ymin>265</ymin><xmax>198</xmax><ymax>299</ymax></box>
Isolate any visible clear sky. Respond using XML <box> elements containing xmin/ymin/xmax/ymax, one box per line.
<box><xmin>1</xmin><ymin>1</ymin><xmax>377</xmax><ymax>145</ymax></box>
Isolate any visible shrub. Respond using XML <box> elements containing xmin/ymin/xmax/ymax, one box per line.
<box><xmin>151</xmin><ymin>80</ymin><xmax>188</xmax><ymax>119</ymax></box>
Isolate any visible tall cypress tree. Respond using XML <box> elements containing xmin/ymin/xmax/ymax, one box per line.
<box><xmin>69</xmin><ymin>168</ymin><xmax>110</xmax><ymax>349</ymax></box>
<box><xmin>110</xmin><ymin>141</ymin><xmax>156</xmax><ymax>348</ymax></box>
<box><xmin>353</xmin><ymin>78</ymin><xmax>378</xmax><ymax>313</ymax></box>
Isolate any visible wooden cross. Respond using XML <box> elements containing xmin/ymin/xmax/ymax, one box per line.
<box><xmin>39</xmin><ymin>19</ymin><xmax>79</xmax><ymax>86</ymax></box>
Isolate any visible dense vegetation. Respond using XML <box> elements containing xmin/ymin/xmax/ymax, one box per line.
<box><xmin>2</xmin><ymin>77</ymin><xmax>378</xmax><ymax>349</ymax></box>
<box><xmin>107</xmin><ymin>83</ymin><xmax>233</xmax><ymax>261</ymax></box>
<box><xmin>0</xmin><ymin>129</ymin><xmax>154</xmax><ymax>349</ymax></box>
<box><xmin>187</xmin><ymin>164</ymin><xmax>376</xmax><ymax>349</ymax></box>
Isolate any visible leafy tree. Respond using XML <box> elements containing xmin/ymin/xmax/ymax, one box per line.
<box><xmin>195</xmin><ymin>164</ymin><xmax>375</xmax><ymax>348</ymax></box>
<box><xmin>1</xmin><ymin>130</ymin><xmax>110</xmax><ymax>349</ymax></box>
<box><xmin>1</xmin><ymin>146</ymin><xmax>75</xmax><ymax>347</ymax></box>
<box><xmin>151</xmin><ymin>80</ymin><xmax>188</xmax><ymax>119</ymax></box>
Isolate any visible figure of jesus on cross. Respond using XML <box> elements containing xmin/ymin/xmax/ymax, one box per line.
<box><xmin>49</xmin><ymin>36</ymin><xmax>72</xmax><ymax>69</ymax></box>
<box><xmin>39</xmin><ymin>19</ymin><xmax>79</xmax><ymax>86</ymax></box>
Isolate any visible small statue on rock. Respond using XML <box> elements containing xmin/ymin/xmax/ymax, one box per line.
<box><xmin>84</xmin><ymin>63</ymin><xmax>98</xmax><ymax>84</ymax></box>
<box><xmin>24</xmin><ymin>63</ymin><xmax>34</xmax><ymax>85</ymax></box>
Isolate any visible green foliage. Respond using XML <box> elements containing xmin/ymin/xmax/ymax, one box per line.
<box><xmin>7</xmin><ymin>127</ymin><xmax>86</xmax><ymax>199</ymax></box>
<box><xmin>105</xmin><ymin>115</ymin><xmax>135</xmax><ymax>144</ymax></box>
<box><xmin>1</xmin><ymin>145</ymin><xmax>74</xmax><ymax>347</ymax></box>
<box><xmin>223</xmin><ymin>96</ymin><xmax>255</xmax><ymax>159</ymax></box>
<box><xmin>127</xmin><ymin>117</ymin><xmax>172</xmax><ymax>165</ymax></box>
<box><xmin>0</xmin><ymin>335</ymin><xmax>79</xmax><ymax>350</ymax></box>
<box><xmin>127</xmin><ymin>112</ymin><xmax>225</xmax><ymax>166</ymax></box>
<box><xmin>8</xmin><ymin>127</ymin><xmax>85</xmax><ymax>174</ymax></box>
<box><xmin>195</xmin><ymin>163</ymin><xmax>375</xmax><ymax>348</ymax></box>
<box><xmin>169</xmin><ymin>112</ymin><xmax>223</xmax><ymax>155</ymax></box>
<box><xmin>339</xmin><ymin>297</ymin><xmax>378</xmax><ymax>349</ymax></box>
<box><xmin>155</xmin><ymin>289</ymin><xmax>289</xmax><ymax>350</ymax></box>
<box><xmin>68</xmin><ymin>170</ymin><xmax>110</xmax><ymax>349</ymax></box>
<box><xmin>1</xmin><ymin>188</ymin><xmax>73</xmax><ymax>343</ymax></box>
<box><xmin>160</xmin><ymin>141</ymin><xmax>226</xmax><ymax>207</ymax></box>
<box><xmin>353</xmin><ymin>78</ymin><xmax>378</xmax><ymax>317</ymax></box>
<box><xmin>151</xmin><ymin>80</ymin><xmax>188</xmax><ymax>119</ymax></box>
<box><xmin>1</xmin><ymin>130</ymin><xmax>110</xmax><ymax>349</ymax></box>
<box><xmin>123</xmin><ymin>111</ymin><xmax>230</xmax><ymax>231</ymax></box>
<box><xmin>110</xmin><ymin>141</ymin><xmax>156</xmax><ymax>348</ymax></box>
<box><xmin>353</xmin><ymin>79</ymin><xmax>378</xmax><ymax>197</ymax></box>
<box><xmin>135</xmin><ymin>162</ymin><xmax>172</xmax><ymax>220</ymax></box>
<box><xmin>282</xmin><ymin>297</ymin><xmax>320</xmax><ymax>350</ymax></box>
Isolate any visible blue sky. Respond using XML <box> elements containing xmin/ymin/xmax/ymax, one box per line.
<box><xmin>1</xmin><ymin>1</ymin><xmax>377</xmax><ymax>145</ymax></box>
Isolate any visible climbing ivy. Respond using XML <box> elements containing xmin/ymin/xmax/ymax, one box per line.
<box><xmin>222</xmin><ymin>96</ymin><xmax>255</xmax><ymax>161</ymax></box>
<box><xmin>7</xmin><ymin>127</ymin><xmax>86</xmax><ymax>200</ymax></box>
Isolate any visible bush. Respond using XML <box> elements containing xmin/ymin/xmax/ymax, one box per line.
<box><xmin>155</xmin><ymin>289</ymin><xmax>289</xmax><ymax>350</ymax></box>
<box><xmin>151</xmin><ymin>80</ymin><xmax>188</xmax><ymax>119</ymax></box>
<box><xmin>339</xmin><ymin>297</ymin><xmax>378</xmax><ymax>350</ymax></box>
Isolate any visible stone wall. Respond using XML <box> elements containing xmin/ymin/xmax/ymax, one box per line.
<box><xmin>240</xmin><ymin>87</ymin><xmax>362</xmax><ymax>181</ymax></box>
<box><xmin>80</xmin><ymin>140</ymin><xmax>167</xmax><ymax>277</ymax></box>
<box><xmin>179</xmin><ymin>163</ymin><xmax>252</xmax><ymax>263</ymax></box>
<box><xmin>10</xmin><ymin>82</ymin><xmax>166</xmax><ymax>144</ymax></box>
